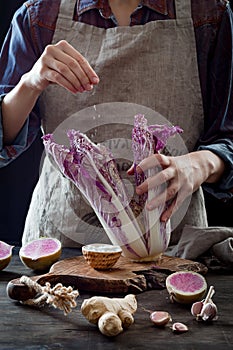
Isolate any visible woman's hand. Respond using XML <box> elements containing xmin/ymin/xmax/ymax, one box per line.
<box><xmin>128</xmin><ymin>150</ymin><xmax>225</xmax><ymax>222</ymax></box>
<box><xmin>24</xmin><ymin>40</ymin><xmax>99</xmax><ymax>94</ymax></box>
<box><xmin>2</xmin><ymin>40</ymin><xmax>99</xmax><ymax>145</ymax></box>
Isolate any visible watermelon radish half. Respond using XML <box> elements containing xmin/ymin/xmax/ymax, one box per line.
<box><xmin>19</xmin><ymin>238</ymin><xmax>62</xmax><ymax>271</ymax></box>
<box><xmin>166</xmin><ymin>271</ymin><xmax>207</xmax><ymax>304</ymax></box>
<box><xmin>0</xmin><ymin>241</ymin><xmax>14</xmax><ymax>270</ymax></box>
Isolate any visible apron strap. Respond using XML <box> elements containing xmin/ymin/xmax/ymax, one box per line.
<box><xmin>175</xmin><ymin>0</ymin><xmax>192</xmax><ymax>19</ymax></box>
<box><xmin>57</xmin><ymin>0</ymin><xmax>77</xmax><ymax>21</ymax></box>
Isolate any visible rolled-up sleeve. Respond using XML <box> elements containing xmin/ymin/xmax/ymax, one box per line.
<box><xmin>198</xmin><ymin>5</ymin><xmax>233</xmax><ymax>200</ymax></box>
<box><xmin>0</xmin><ymin>4</ymin><xmax>43</xmax><ymax>167</ymax></box>
<box><xmin>0</xmin><ymin>93</ymin><xmax>29</xmax><ymax>165</ymax></box>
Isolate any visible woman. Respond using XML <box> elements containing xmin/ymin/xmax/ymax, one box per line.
<box><xmin>0</xmin><ymin>0</ymin><xmax>232</xmax><ymax>248</ymax></box>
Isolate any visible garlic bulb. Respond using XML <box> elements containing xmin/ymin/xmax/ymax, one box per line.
<box><xmin>191</xmin><ymin>285</ymin><xmax>218</xmax><ymax>322</ymax></box>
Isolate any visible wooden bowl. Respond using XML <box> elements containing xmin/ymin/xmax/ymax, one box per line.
<box><xmin>82</xmin><ymin>243</ymin><xmax>122</xmax><ymax>270</ymax></box>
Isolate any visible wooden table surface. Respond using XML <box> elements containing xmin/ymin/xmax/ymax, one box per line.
<box><xmin>0</xmin><ymin>247</ymin><xmax>232</xmax><ymax>350</ymax></box>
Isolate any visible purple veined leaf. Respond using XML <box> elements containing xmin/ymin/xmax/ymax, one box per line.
<box><xmin>131</xmin><ymin>115</ymin><xmax>182</xmax><ymax>256</ymax></box>
<box><xmin>148</xmin><ymin>124</ymin><xmax>183</xmax><ymax>152</ymax></box>
<box><xmin>43</xmin><ymin>131</ymin><xmax>148</xmax><ymax>259</ymax></box>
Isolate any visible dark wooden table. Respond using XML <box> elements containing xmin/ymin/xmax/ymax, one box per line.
<box><xmin>0</xmin><ymin>247</ymin><xmax>232</xmax><ymax>350</ymax></box>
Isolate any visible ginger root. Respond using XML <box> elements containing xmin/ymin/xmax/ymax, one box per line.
<box><xmin>81</xmin><ymin>294</ymin><xmax>137</xmax><ymax>336</ymax></box>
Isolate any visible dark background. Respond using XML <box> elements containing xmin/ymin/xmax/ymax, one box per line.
<box><xmin>0</xmin><ymin>0</ymin><xmax>44</xmax><ymax>245</ymax></box>
<box><xmin>0</xmin><ymin>1</ymin><xmax>232</xmax><ymax>246</ymax></box>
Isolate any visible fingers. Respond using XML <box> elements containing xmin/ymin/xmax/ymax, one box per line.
<box><xmin>160</xmin><ymin>197</ymin><xmax>177</xmax><ymax>223</ymax></box>
<box><xmin>136</xmin><ymin>154</ymin><xmax>170</xmax><ymax>174</ymax></box>
<box><xmin>41</xmin><ymin>40</ymin><xmax>99</xmax><ymax>93</ymax></box>
<box><xmin>160</xmin><ymin>185</ymin><xmax>192</xmax><ymax>222</ymax></box>
<box><xmin>55</xmin><ymin>40</ymin><xmax>99</xmax><ymax>86</ymax></box>
<box><xmin>136</xmin><ymin>160</ymin><xmax>174</xmax><ymax>196</ymax></box>
<box><xmin>145</xmin><ymin>178</ymin><xmax>177</xmax><ymax>210</ymax></box>
<box><xmin>130</xmin><ymin>153</ymin><xmax>197</xmax><ymax>222</ymax></box>
<box><xmin>127</xmin><ymin>164</ymin><xmax>134</xmax><ymax>175</ymax></box>
<box><xmin>135</xmin><ymin>153</ymin><xmax>192</xmax><ymax>221</ymax></box>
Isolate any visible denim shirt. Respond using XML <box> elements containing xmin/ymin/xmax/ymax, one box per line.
<box><xmin>0</xmin><ymin>0</ymin><xmax>233</xmax><ymax>200</ymax></box>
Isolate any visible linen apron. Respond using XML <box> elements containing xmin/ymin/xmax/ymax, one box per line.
<box><xmin>22</xmin><ymin>0</ymin><xmax>208</xmax><ymax>247</ymax></box>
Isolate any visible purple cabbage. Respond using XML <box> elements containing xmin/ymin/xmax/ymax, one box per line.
<box><xmin>131</xmin><ymin>115</ymin><xmax>183</xmax><ymax>254</ymax></box>
<box><xmin>42</xmin><ymin>115</ymin><xmax>183</xmax><ymax>260</ymax></box>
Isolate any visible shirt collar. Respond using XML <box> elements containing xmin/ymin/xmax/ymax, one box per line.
<box><xmin>77</xmin><ymin>0</ymin><xmax>168</xmax><ymax>17</ymax></box>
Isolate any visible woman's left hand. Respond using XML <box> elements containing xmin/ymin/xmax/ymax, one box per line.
<box><xmin>128</xmin><ymin>150</ymin><xmax>225</xmax><ymax>222</ymax></box>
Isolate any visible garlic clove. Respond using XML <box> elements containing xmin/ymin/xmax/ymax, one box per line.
<box><xmin>201</xmin><ymin>302</ymin><xmax>218</xmax><ymax>321</ymax></box>
<box><xmin>150</xmin><ymin>311</ymin><xmax>172</xmax><ymax>327</ymax></box>
<box><xmin>172</xmin><ymin>322</ymin><xmax>188</xmax><ymax>333</ymax></box>
<box><xmin>191</xmin><ymin>301</ymin><xmax>203</xmax><ymax>317</ymax></box>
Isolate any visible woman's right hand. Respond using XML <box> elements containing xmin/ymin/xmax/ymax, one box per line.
<box><xmin>24</xmin><ymin>40</ymin><xmax>99</xmax><ymax>94</ymax></box>
<box><xmin>2</xmin><ymin>40</ymin><xmax>99</xmax><ymax>145</ymax></box>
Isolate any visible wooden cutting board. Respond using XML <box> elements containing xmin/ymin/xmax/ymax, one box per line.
<box><xmin>7</xmin><ymin>255</ymin><xmax>207</xmax><ymax>301</ymax></box>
